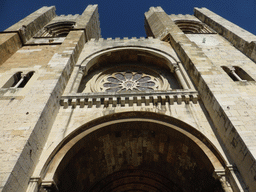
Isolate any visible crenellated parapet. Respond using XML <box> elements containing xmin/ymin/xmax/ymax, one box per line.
<box><xmin>144</xmin><ymin>6</ymin><xmax>176</xmax><ymax>38</ymax></box>
<box><xmin>4</xmin><ymin>6</ymin><xmax>56</xmax><ymax>43</ymax></box>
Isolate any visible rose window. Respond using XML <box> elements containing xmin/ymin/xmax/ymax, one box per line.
<box><xmin>82</xmin><ymin>65</ymin><xmax>169</xmax><ymax>93</ymax></box>
<box><xmin>100</xmin><ymin>72</ymin><xmax>160</xmax><ymax>92</ymax></box>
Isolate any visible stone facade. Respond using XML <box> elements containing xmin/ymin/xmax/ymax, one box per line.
<box><xmin>0</xmin><ymin>4</ymin><xmax>255</xmax><ymax>192</ymax></box>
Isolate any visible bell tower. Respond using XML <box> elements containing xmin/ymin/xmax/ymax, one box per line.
<box><xmin>0</xmin><ymin>4</ymin><xmax>256</xmax><ymax>192</ymax></box>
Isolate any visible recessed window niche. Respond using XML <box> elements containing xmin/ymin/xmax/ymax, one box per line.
<box><xmin>221</xmin><ymin>66</ymin><xmax>254</xmax><ymax>82</ymax></box>
<box><xmin>2</xmin><ymin>71</ymin><xmax>35</xmax><ymax>88</ymax></box>
<box><xmin>175</xmin><ymin>20</ymin><xmax>215</xmax><ymax>34</ymax></box>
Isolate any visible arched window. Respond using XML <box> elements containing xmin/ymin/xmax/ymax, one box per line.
<box><xmin>221</xmin><ymin>66</ymin><xmax>238</xmax><ymax>81</ymax></box>
<box><xmin>175</xmin><ymin>20</ymin><xmax>215</xmax><ymax>34</ymax></box>
<box><xmin>221</xmin><ymin>66</ymin><xmax>254</xmax><ymax>81</ymax></box>
<box><xmin>2</xmin><ymin>71</ymin><xmax>35</xmax><ymax>88</ymax></box>
<box><xmin>18</xmin><ymin>71</ymin><xmax>35</xmax><ymax>88</ymax></box>
<box><xmin>2</xmin><ymin>72</ymin><xmax>22</xmax><ymax>88</ymax></box>
<box><xmin>234</xmin><ymin>66</ymin><xmax>254</xmax><ymax>81</ymax></box>
<box><xmin>35</xmin><ymin>21</ymin><xmax>75</xmax><ymax>38</ymax></box>
<box><xmin>78</xmin><ymin>64</ymin><xmax>181</xmax><ymax>93</ymax></box>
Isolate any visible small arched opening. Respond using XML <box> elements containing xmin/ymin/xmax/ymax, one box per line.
<box><xmin>35</xmin><ymin>21</ymin><xmax>75</xmax><ymax>38</ymax></box>
<box><xmin>221</xmin><ymin>66</ymin><xmax>254</xmax><ymax>81</ymax></box>
<box><xmin>175</xmin><ymin>20</ymin><xmax>215</xmax><ymax>34</ymax></box>
<box><xmin>2</xmin><ymin>71</ymin><xmax>34</xmax><ymax>88</ymax></box>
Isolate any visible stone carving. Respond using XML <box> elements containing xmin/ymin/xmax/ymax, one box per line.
<box><xmin>100</xmin><ymin>71</ymin><xmax>160</xmax><ymax>92</ymax></box>
<box><xmin>80</xmin><ymin>65</ymin><xmax>173</xmax><ymax>93</ymax></box>
<box><xmin>34</xmin><ymin>21</ymin><xmax>75</xmax><ymax>38</ymax></box>
<box><xmin>175</xmin><ymin>20</ymin><xmax>215</xmax><ymax>34</ymax></box>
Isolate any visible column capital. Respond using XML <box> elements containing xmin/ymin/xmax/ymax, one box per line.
<box><xmin>40</xmin><ymin>180</ymin><xmax>58</xmax><ymax>192</ymax></box>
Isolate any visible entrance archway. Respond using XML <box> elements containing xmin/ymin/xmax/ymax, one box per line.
<box><xmin>41</xmin><ymin>112</ymin><xmax>226</xmax><ymax>192</ymax></box>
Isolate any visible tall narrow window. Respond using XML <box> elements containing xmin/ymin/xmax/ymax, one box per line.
<box><xmin>2</xmin><ymin>72</ymin><xmax>22</xmax><ymax>88</ymax></box>
<box><xmin>221</xmin><ymin>66</ymin><xmax>238</xmax><ymax>81</ymax></box>
<box><xmin>18</xmin><ymin>71</ymin><xmax>35</xmax><ymax>88</ymax></box>
<box><xmin>234</xmin><ymin>66</ymin><xmax>254</xmax><ymax>81</ymax></box>
<box><xmin>2</xmin><ymin>71</ymin><xmax>35</xmax><ymax>88</ymax></box>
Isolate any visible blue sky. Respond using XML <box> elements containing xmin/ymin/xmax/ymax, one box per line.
<box><xmin>0</xmin><ymin>0</ymin><xmax>255</xmax><ymax>38</ymax></box>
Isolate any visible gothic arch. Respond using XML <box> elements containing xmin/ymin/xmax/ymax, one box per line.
<box><xmin>39</xmin><ymin>112</ymin><xmax>228</xmax><ymax>191</ymax></box>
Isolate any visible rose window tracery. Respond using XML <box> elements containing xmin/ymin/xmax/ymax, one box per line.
<box><xmin>87</xmin><ymin>66</ymin><xmax>168</xmax><ymax>93</ymax></box>
<box><xmin>102</xmin><ymin>72</ymin><xmax>159</xmax><ymax>92</ymax></box>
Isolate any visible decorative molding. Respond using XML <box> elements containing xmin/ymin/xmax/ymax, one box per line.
<box><xmin>60</xmin><ymin>90</ymin><xmax>199</xmax><ymax>108</ymax></box>
<box><xmin>174</xmin><ymin>20</ymin><xmax>216</xmax><ymax>34</ymax></box>
<box><xmin>89</xmin><ymin>65</ymin><xmax>168</xmax><ymax>93</ymax></box>
<box><xmin>40</xmin><ymin>180</ymin><xmax>58</xmax><ymax>192</ymax></box>
<box><xmin>34</xmin><ymin>21</ymin><xmax>75</xmax><ymax>38</ymax></box>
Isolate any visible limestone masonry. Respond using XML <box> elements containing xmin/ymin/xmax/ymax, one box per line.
<box><xmin>0</xmin><ymin>4</ymin><xmax>256</xmax><ymax>192</ymax></box>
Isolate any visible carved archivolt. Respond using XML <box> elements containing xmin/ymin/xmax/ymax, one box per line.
<box><xmin>34</xmin><ymin>21</ymin><xmax>75</xmax><ymax>38</ymax></box>
<box><xmin>70</xmin><ymin>47</ymin><xmax>195</xmax><ymax>94</ymax></box>
<box><xmin>174</xmin><ymin>20</ymin><xmax>215</xmax><ymax>34</ymax></box>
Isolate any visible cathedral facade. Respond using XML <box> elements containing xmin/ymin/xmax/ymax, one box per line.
<box><xmin>0</xmin><ymin>4</ymin><xmax>256</xmax><ymax>192</ymax></box>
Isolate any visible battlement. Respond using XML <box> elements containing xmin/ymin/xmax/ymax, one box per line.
<box><xmin>144</xmin><ymin>6</ymin><xmax>165</xmax><ymax>19</ymax></box>
<box><xmin>88</xmin><ymin>36</ymin><xmax>153</xmax><ymax>42</ymax></box>
<box><xmin>169</xmin><ymin>14</ymin><xmax>200</xmax><ymax>22</ymax></box>
<box><xmin>48</xmin><ymin>14</ymin><xmax>80</xmax><ymax>24</ymax></box>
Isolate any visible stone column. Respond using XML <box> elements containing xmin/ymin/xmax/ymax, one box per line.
<box><xmin>225</xmin><ymin>165</ymin><xmax>246</xmax><ymax>192</ymax></box>
<box><xmin>40</xmin><ymin>180</ymin><xmax>58</xmax><ymax>192</ymax></box>
<box><xmin>26</xmin><ymin>177</ymin><xmax>41</xmax><ymax>192</ymax></box>
<box><xmin>14</xmin><ymin>73</ymin><xmax>26</xmax><ymax>88</ymax></box>
<box><xmin>71</xmin><ymin>68</ymin><xmax>86</xmax><ymax>93</ymax></box>
<box><xmin>214</xmin><ymin>169</ymin><xmax>233</xmax><ymax>192</ymax></box>
<box><xmin>174</xmin><ymin>67</ymin><xmax>189</xmax><ymax>89</ymax></box>
<box><xmin>229</xmin><ymin>68</ymin><xmax>243</xmax><ymax>81</ymax></box>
